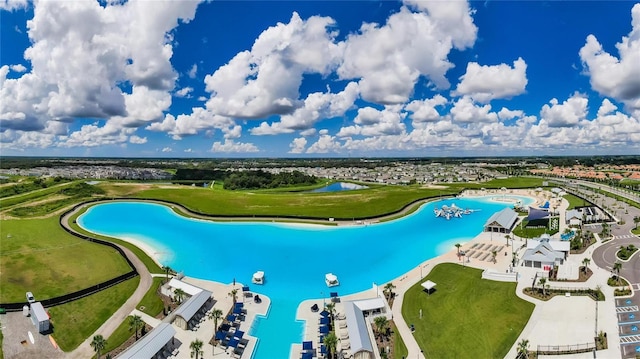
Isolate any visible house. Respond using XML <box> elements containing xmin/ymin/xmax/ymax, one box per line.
<box><xmin>484</xmin><ymin>207</ymin><xmax>519</xmax><ymax>233</ymax></box>
<box><xmin>565</xmin><ymin>209</ymin><xmax>582</xmax><ymax>227</ymax></box>
<box><xmin>522</xmin><ymin>234</ymin><xmax>569</xmax><ymax>269</ymax></box>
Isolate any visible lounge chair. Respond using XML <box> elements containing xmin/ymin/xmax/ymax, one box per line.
<box><xmin>473</xmin><ymin>251</ymin><xmax>482</xmax><ymax>259</ymax></box>
<box><xmin>471</xmin><ymin>243</ymin><xmax>479</xmax><ymax>249</ymax></box>
<box><xmin>338</xmin><ymin>320</ymin><xmax>347</xmax><ymax>329</ymax></box>
<box><xmin>476</xmin><ymin>243</ymin><xmax>485</xmax><ymax>250</ymax></box>
<box><xmin>480</xmin><ymin>253</ymin><xmax>490</xmax><ymax>261</ymax></box>
<box><xmin>466</xmin><ymin>250</ymin><xmax>476</xmax><ymax>257</ymax></box>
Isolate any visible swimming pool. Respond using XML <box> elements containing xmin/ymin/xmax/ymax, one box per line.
<box><xmin>77</xmin><ymin>195</ymin><xmax>532</xmax><ymax>358</ymax></box>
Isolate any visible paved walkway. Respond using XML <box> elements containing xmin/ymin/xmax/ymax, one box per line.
<box><xmin>59</xmin><ymin>203</ymin><xmax>154</xmax><ymax>359</ymax></box>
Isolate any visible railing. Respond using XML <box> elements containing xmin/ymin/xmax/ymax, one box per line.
<box><xmin>536</xmin><ymin>342</ymin><xmax>595</xmax><ymax>355</ymax></box>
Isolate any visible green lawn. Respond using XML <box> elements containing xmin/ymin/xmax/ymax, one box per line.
<box><xmin>137</xmin><ymin>277</ymin><xmax>165</xmax><ymax>317</ymax></box>
<box><xmin>402</xmin><ymin>263</ymin><xmax>534</xmax><ymax>358</ymax></box>
<box><xmin>563</xmin><ymin>193</ymin><xmax>590</xmax><ymax>210</ymax></box>
<box><xmin>48</xmin><ymin>276</ymin><xmax>139</xmax><ymax>352</ymax></box>
<box><xmin>132</xmin><ymin>185</ymin><xmax>458</xmax><ymax>219</ymax></box>
<box><xmin>0</xmin><ymin>217</ymin><xmax>132</xmax><ymax>302</ymax></box>
<box><xmin>99</xmin><ymin>315</ymin><xmax>137</xmax><ymax>357</ymax></box>
<box><xmin>393</xmin><ymin>322</ymin><xmax>408</xmax><ymax>358</ymax></box>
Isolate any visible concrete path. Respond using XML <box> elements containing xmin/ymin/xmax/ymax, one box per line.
<box><xmin>59</xmin><ymin>203</ymin><xmax>154</xmax><ymax>359</ymax></box>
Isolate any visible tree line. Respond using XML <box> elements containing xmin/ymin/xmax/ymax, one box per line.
<box><xmin>173</xmin><ymin>168</ymin><xmax>317</xmax><ymax>190</ymax></box>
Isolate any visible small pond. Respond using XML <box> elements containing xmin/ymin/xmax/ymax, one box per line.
<box><xmin>309</xmin><ymin>182</ymin><xmax>368</xmax><ymax>193</ymax></box>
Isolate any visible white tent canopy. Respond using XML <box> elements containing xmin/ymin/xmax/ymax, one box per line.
<box><xmin>421</xmin><ymin>280</ymin><xmax>436</xmax><ymax>292</ymax></box>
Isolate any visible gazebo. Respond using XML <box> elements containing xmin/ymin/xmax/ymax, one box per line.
<box><xmin>421</xmin><ymin>280</ymin><xmax>436</xmax><ymax>295</ymax></box>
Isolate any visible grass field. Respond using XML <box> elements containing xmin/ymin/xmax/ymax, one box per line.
<box><xmin>137</xmin><ymin>277</ymin><xmax>165</xmax><ymax>317</ymax></box>
<box><xmin>0</xmin><ymin>217</ymin><xmax>132</xmax><ymax>303</ymax></box>
<box><xmin>0</xmin><ymin>181</ymin><xmax>80</xmax><ymax>209</ymax></box>
<box><xmin>99</xmin><ymin>315</ymin><xmax>138</xmax><ymax>357</ymax></box>
<box><xmin>402</xmin><ymin>263</ymin><xmax>534</xmax><ymax>358</ymax></box>
<box><xmin>48</xmin><ymin>276</ymin><xmax>139</xmax><ymax>352</ymax></box>
<box><xmin>132</xmin><ymin>185</ymin><xmax>457</xmax><ymax>218</ymax></box>
<box><xmin>564</xmin><ymin>193</ymin><xmax>590</xmax><ymax>210</ymax></box>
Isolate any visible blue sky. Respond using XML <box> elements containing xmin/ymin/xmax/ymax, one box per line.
<box><xmin>1</xmin><ymin>0</ymin><xmax>639</xmax><ymax>157</ymax></box>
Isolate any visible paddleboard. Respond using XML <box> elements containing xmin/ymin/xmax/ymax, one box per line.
<box><xmin>28</xmin><ymin>331</ymin><xmax>34</xmax><ymax>344</ymax></box>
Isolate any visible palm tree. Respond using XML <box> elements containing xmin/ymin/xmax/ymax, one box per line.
<box><xmin>538</xmin><ymin>277</ymin><xmax>547</xmax><ymax>297</ymax></box>
<box><xmin>601</xmin><ymin>222</ymin><xmax>609</xmax><ymax>239</ymax></box>
<box><xmin>613</xmin><ymin>261</ymin><xmax>622</xmax><ymax>284</ymax></box>
<box><xmin>162</xmin><ymin>265</ymin><xmax>172</xmax><ymax>283</ymax></box>
<box><xmin>325</xmin><ymin>302</ymin><xmax>336</xmax><ymax>323</ymax></box>
<box><xmin>323</xmin><ymin>332</ymin><xmax>338</xmax><ymax>359</ymax></box>
<box><xmin>373</xmin><ymin>316</ymin><xmax>388</xmax><ymax>340</ymax></box>
<box><xmin>582</xmin><ymin>258</ymin><xmax>590</xmax><ymax>274</ymax></box>
<box><xmin>491</xmin><ymin>250</ymin><xmax>497</xmax><ymax>264</ymax></box>
<box><xmin>208</xmin><ymin>308</ymin><xmax>223</xmax><ymax>332</ymax></box>
<box><xmin>455</xmin><ymin>243</ymin><xmax>461</xmax><ymax>256</ymax></box>
<box><xmin>174</xmin><ymin>288</ymin><xmax>186</xmax><ymax>304</ymax></box>
<box><xmin>505</xmin><ymin>234</ymin><xmax>511</xmax><ymax>247</ymax></box>
<box><xmin>91</xmin><ymin>335</ymin><xmax>107</xmax><ymax>359</ymax></box>
<box><xmin>517</xmin><ymin>339</ymin><xmax>529</xmax><ymax>359</ymax></box>
<box><xmin>383</xmin><ymin>282</ymin><xmax>395</xmax><ymax>303</ymax></box>
<box><xmin>129</xmin><ymin>315</ymin><xmax>144</xmax><ymax>341</ymax></box>
<box><xmin>633</xmin><ymin>215</ymin><xmax>639</xmax><ymax>230</ymax></box>
<box><xmin>228</xmin><ymin>288</ymin><xmax>238</xmax><ymax>304</ymax></box>
<box><xmin>190</xmin><ymin>339</ymin><xmax>204</xmax><ymax>359</ymax></box>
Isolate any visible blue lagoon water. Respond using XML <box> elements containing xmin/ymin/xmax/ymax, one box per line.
<box><xmin>78</xmin><ymin>195</ymin><xmax>531</xmax><ymax>358</ymax></box>
<box><xmin>309</xmin><ymin>182</ymin><xmax>368</xmax><ymax>193</ymax></box>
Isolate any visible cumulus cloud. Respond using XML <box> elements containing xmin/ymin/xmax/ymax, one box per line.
<box><xmin>453</xmin><ymin>57</ymin><xmax>528</xmax><ymax>102</ymax></box>
<box><xmin>0</xmin><ymin>0</ymin><xmax>28</xmax><ymax>11</ymax></box>
<box><xmin>404</xmin><ymin>95</ymin><xmax>448</xmax><ymax>125</ymax></box>
<box><xmin>306</xmin><ymin>132</ymin><xmax>343</xmax><ymax>153</ymax></box>
<box><xmin>579</xmin><ymin>4</ymin><xmax>640</xmax><ymax>110</ymax></box>
<box><xmin>539</xmin><ymin>93</ymin><xmax>588</xmax><ymax>128</ymax></box>
<box><xmin>203</xmin><ymin>12</ymin><xmax>342</xmax><ymax>119</ymax></box>
<box><xmin>146</xmin><ymin>107</ymin><xmax>235</xmax><ymax>140</ymax></box>
<box><xmin>129</xmin><ymin>135</ymin><xmax>147</xmax><ymax>144</ymax></box>
<box><xmin>450</xmin><ymin>96</ymin><xmax>498</xmax><ymax>123</ymax></box>
<box><xmin>250</xmin><ymin>82</ymin><xmax>359</xmax><ymax>135</ymax></box>
<box><xmin>289</xmin><ymin>137</ymin><xmax>307</xmax><ymax>153</ymax></box>
<box><xmin>175</xmin><ymin>87</ymin><xmax>193</xmax><ymax>98</ymax></box>
<box><xmin>187</xmin><ymin>64</ymin><xmax>198</xmax><ymax>79</ymax></box>
<box><xmin>162</xmin><ymin>146</ymin><xmax>172</xmax><ymax>152</ymax></box>
<box><xmin>211</xmin><ymin>139</ymin><xmax>259</xmax><ymax>153</ymax></box>
<box><xmin>497</xmin><ymin>107</ymin><xmax>524</xmax><ymax>121</ymax></box>
<box><xmin>9</xmin><ymin>64</ymin><xmax>27</xmax><ymax>73</ymax></box>
<box><xmin>338</xmin><ymin>2</ymin><xmax>477</xmax><ymax>104</ymax></box>
<box><xmin>337</xmin><ymin>106</ymin><xmax>406</xmax><ymax>137</ymax></box>
<box><xmin>0</xmin><ymin>0</ymin><xmax>201</xmax><ymax>134</ymax></box>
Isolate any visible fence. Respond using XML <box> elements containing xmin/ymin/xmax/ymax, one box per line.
<box><xmin>0</xmin><ymin>202</ymin><xmax>139</xmax><ymax>311</ymax></box>
<box><xmin>536</xmin><ymin>342</ymin><xmax>595</xmax><ymax>355</ymax></box>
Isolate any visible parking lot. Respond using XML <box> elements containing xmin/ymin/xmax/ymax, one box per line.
<box><xmin>1</xmin><ymin>311</ymin><xmax>63</xmax><ymax>359</ymax></box>
<box><xmin>617</xmin><ymin>297</ymin><xmax>640</xmax><ymax>358</ymax></box>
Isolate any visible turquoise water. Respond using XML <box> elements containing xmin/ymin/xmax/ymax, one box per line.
<box><xmin>77</xmin><ymin>195</ymin><xmax>531</xmax><ymax>358</ymax></box>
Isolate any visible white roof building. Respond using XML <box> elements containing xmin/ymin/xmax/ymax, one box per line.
<box><xmin>116</xmin><ymin>323</ymin><xmax>176</xmax><ymax>359</ymax></box>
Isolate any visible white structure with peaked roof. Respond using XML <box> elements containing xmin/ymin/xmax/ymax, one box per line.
<box><xmin>522</xmin><ymin>234</ymin><xmax>569</xmax><ymax>269</ymax></box>
<box><xmin>344</xmin><ymin>301</ymin><xmax>375</xmax><ymax>359</ymax></box>
<box><xmin>484</xmin><ymin>207</ymin><xmax>519</xmax><ymax>233</ymax></box>
<box><xmin>116</xmin><ymin>323</ymin><xmax>176</xmax><ymax>359</ymax></box>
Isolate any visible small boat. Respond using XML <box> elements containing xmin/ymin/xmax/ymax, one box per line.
<box><xmin>325</xmin><ymin>273</ymin><xmax>339</xmax><ymax>287</ymax></box>
<box><xmin>252</xmin><ymin>271</ymin><xmax>265</xmax><ymax>285</ymax></box>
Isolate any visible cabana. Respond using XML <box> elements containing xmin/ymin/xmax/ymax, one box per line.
<box><xmin>343</xmin><ymin>301</ymin><xmax>374</xmax><ymax>359</ymax></box>
<box><xmin>484</xmin><ymin>207</ymin><xmax>518</xmax><ymax>233</ymax></box>
<box><xmin>325</xmin><ymin>273</ymin><xmax>339</xmax><ymax>287</ymax></box>
<box><xmin>117</xmin><ymin>323</ymin><xmax>176</xmax><ymax>359</ymax></box>
<box><xmin>252</xmin><ymin>271</ymin><xmax>265</xmax><ymax>284</ymax></box>
<box><xmin>421</xmin><ymin>280</ymin><xmax>436</xmax><ymax>295</ymax></box>
<box><xmin>172</xmin><ymin>289</ymin><xmax>212</xmax><ymax>330</ymax></box>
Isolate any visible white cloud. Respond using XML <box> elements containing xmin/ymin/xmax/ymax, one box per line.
<box><xmin>203</xmin><ymin>12</ymin><xmax>342</xmax><ymax>119</ymax></box>
<box><xmin>0</xmin><ymin>0</ymin><xmax>28</xmax><ymax>11</ymax></box>
<box><xmin>597</xmin><ymin>98</ymin><xmax>617</xmax><ymax>117</ymax></box>
<box><xmin>129</xmin><ymin>135</ymin><xmax>147</xmax><ymax>144</ymax></box>
<box><xmin>497</xmin><ymin>107</ymin><xmax>524</xmax><ymax>121</ymax></box>
<box><xmin>9</xmin><ymin>64</ymin><xmax>27</xmax><ymax>73</ymax></box>
<box><xmin>162</xmin><ymin>146</ymin><xmax>172</xmax><ymax>152</ymax></box>
<box><xmin>146</xmin><ymin>107</ymin><xmax>235</xmax><ymax>140</ymax></box>
<box><xmin>539</xmin><ymin>93</ymin><xmax>588</xmax><ymax>128</ymax></box>
<box><xmin>58</xmin><ymin>122</ymin><xmax>135</xmax><ymax>148</ymax></box>
<box><xmin>0</xmin><ymin>0</ymin><xmax>201</xmax><ymax>134</ymax></box>
<box><xmin>450</xmin><ymin>96</ymin><xmax>498</xmax><ymax>123</ymax></box>
<box><xmin>211</xmin><ymin>139</ymin><xmax>259</xmax><ymax>153</ymax></box>
<box><xmin>453</xmin><ymin>57</ymin><xmax>528</xmax><ymax>102</ymax></box>
<box><xmin>338</xmin><ymin>1</ymin><xmax>477</xmax><ymax>104</ymax></box>
<box><xmin>306</xmin><ymin>133</ymin><xmax>343</xmax><ymax>153</ymax></box>
<box><xmin>579</xmin><ymin>4</ymin><xmax>640</xmax><ymax>110</ymax></box>
<box><xmin>404</xmin><ymin>95</ymin><xmax>448</xmax><ymax>124</ymax></box>
<box><xmin>175</xmin><ymin>87</ymin><xmax>193</xmax><ymax>98</ymax></box>
<box><xmin>288</xmin><ymin>137</ymin><xmax>307</xmax><ymax>153</ymax></box>
<box><xmin>250</xmin><ymin>81</ymin><xmax>359</xmax><ymax>135</ymax></box>
<box><xmin>338</xmin><ymin>106</ymin><xmax>406</xmax><ymax>137</ymax></box>
<box><xmin>187</xmin><ymin>64</ymin><xmax>198</xmax><ymax>79</ymax></box>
